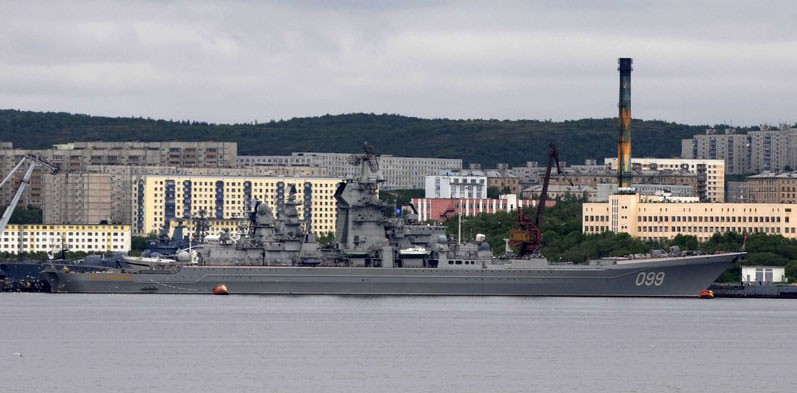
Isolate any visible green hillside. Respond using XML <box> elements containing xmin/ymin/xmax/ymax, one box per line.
<box><xmin>0</xmin><ymin>109</ymin><xmax>733</xmax><ymax>167</ymax></box>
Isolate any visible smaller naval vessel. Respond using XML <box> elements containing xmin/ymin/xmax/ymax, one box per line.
<box><xmin>42</xmin><ymin>144</ymin><xmax>744</xmax><ymax>297</ymax></box>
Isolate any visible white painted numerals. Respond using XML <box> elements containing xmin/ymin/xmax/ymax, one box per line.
<box><xmin>635</xmin><ymin>271</ymin><xmax>665</xmax><ymax>286</ymax></box>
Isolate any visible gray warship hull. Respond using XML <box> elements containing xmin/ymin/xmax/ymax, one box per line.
<box><xmin>42</xmin><ymin>253</ymin><xmax>742</xmax><ymax>297</ymax></box>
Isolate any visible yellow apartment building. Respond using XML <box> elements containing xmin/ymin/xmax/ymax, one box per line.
<box><xmin>583</xmin><ymin>192</ymin><xmax>797</xmax><ymax>242</ymax></box>
<box><xmin>133</xmin><ymin>175</ymin><xmax>343</xmax><ymax>236</ymax></box>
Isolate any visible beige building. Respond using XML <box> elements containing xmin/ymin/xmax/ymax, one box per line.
<box><xmin>0</xmin><ymin>224</ymin><xmax>131</xmax><ymax>254</ymax></box>
<box><xmin>486</xmin><ymin>167</ymin><xmax>520</xmax><ymax>195</ymax></box>
<box><xmin>604</xmin><ymin>157</ymin><xmax>725</xmax><ymax>202</ymax></box>
<box><xmin>43</xmin><ymin>172</ymin><xmax>114</xmax><ymax>225</ymax></box>
<box><xmin>746</xmin><ymin>172</ymin><xmax>797</xmax><ymax>203</ymax></box>
<box><xmin>134</xmin><ymin>175</ymin><xmax>342</xmax><ymax>236</ymax></box>
<box><xmin>583</xmin><ymin>193</ymin><xmax>797</xmax><ymax>242</ymax></box>
<box><xmin>1</xmin><ymin>141</ymin><xmax>238</xmax><ymax>209</ymax></box>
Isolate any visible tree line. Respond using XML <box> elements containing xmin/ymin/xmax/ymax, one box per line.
<box><xmin>0</xmin><ymin>109</ymin><xmax>732</xmax><ymax>168</ymax></box>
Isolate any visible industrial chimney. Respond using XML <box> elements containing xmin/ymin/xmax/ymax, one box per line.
<box><xmin>617</xmin><ymin>58</ymin><xmax>633</xmax><ymax>188</ymax></box>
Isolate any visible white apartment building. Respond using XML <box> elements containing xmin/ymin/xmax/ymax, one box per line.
<box><xmin>425</xmin><ymin>170</ymin><xmax>488</xmax><ymax>199</ymax></box>
<box><xmin>0</xmin><ymin>224</ymin><xmax>131</xmax><ymax>254</ymax></box>
<box><xmin>605</xmin><ymin>157</ymin><xmax>725</xmax><ymax>202</ymax></box>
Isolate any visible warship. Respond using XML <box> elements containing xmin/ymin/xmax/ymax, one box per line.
<box><xmin>41</xmin><ymin>144</ymin><xmax>743</xmax><ymax>297</ymax></box>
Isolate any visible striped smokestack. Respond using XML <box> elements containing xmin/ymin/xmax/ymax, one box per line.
<box><xmin>617</xmin><ymin>58</ymin><xmax>633</xmax><ymax>188</ymax></box>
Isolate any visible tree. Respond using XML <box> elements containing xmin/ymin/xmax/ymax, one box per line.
<box><xmin>5</xmin><ymin>205</ymin><xmax>43</xmax><ymax>224</ymax></box>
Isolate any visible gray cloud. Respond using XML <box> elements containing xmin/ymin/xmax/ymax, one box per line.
<box><xmin>1</xmin><ymin>0</ymin><xmax>795</xmax><ymax>126</ymax></box>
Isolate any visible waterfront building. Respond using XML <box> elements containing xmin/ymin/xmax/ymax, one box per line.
<box><xmin>741</xmin><ymin>266</ymin><xmax>786</xmax><ymax>283</ymax></box>
<box><xmin>582</xmin><ymin>193</ymin><xmax>797</xmax><ymax>242</ymax></box>
<box><xmin>0</xmin><ymin>224</ymin><xmax>131</xmax><ymax>254</ymax></box>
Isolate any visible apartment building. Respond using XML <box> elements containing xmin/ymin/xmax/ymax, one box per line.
<box><xmin>0</xmin><ymin>224</ymin><xmax>131</xmax><ymax>254</ymax></box>
<box><xmin>239</xmin><ymin>152</ymin><xmax>461</xmax><ymax>190</ymax></box>
<box><xmin>485</xmin><ymin>166</ymin><xmax>520</xmax><ymax>195</ymax></box>
<box><xmin>604</xmin><ymin>157</ymin><xmax>725</xmax><ymax>202</ymax></box>
<box><xmin>425</xmin><ymin>170</ymin><xmax>488</xmax><ymax>199</ymax></box>
<box><xmin>682</xmin><ymin>125</ymin><xmax>797</xmax><ymax>174</ymax></box>
<box><xmin>133</xmin><ymin>175</ymin><xmax>342</xmax><ymax>236</ymax></box>
<box><xmin>746</xmin><ymin>172</ymin><xmax>797</xmax><ymax>203</ymax></box>
<box><xmin>0</xmin><ymin>141</ymin><xmax>238</xmax><ymax>209</ymax></box>
<box><xmin>41</xmin><ymin>164</ymin><xmax>328</xmax><ymax>226</ymax></box>
<box><xmin>681</xmin><ymin>128</ymin><xmax>751</xmax><ymax>175</ymax></box>
<box><xmin>583</xmin><ymin>192</ymin><xmax>797</xmax><ymax>242</ymax></box>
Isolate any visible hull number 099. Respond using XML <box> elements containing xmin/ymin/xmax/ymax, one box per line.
<box><xmin>635</xmin><ymin>271</ymin><xmax>665</xmax><ymax>286</ymax></box>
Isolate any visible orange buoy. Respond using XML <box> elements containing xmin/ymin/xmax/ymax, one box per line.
<box><xmin>212</xmin><ymin>284</ymin><xmax>229</xmax><ymax>295</ymax></box>
<box><xmin>698</xmin><ymin>289</ymin><xmax>714</xmax><ymax>299</ymax></box>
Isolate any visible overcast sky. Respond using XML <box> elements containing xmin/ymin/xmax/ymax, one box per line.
<box><xmin>1</xmin><ymin>1</ymin><xmax>795</xmax><ymax>126</ymax></box>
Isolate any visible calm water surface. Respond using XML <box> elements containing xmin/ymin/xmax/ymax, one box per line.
<box><xmin>1</xmin><ymin>294</ymin><xmax>794</xmax><ymax>393</ymax></box>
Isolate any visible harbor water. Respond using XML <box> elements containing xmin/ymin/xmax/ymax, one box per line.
<box><xmin>1</xmin><ymin>294</ymin><xmax>794</xmax><ymax>392</ymax></box>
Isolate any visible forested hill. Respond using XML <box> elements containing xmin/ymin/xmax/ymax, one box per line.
<box><xmin>0</xmin><ymin>109</ymin><xmax>721</xmax><ymax>167</ymax></box>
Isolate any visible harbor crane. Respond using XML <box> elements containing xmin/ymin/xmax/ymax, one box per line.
<box><xmin>0</xmin><ymin>155</ymin><xmax>60</xmax><ymax>236</ymax></box>
<box><xmin>508</xmin><ymin>143</ymin><xmax>573</xmax><ymax>256</ymax></box>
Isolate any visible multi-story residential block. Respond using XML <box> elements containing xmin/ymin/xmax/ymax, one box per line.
<box><xmin>411</xmin><ymin>195</ymin><xmax>545</xmax><ymax>223</ymax></box>
<box><xmin>747</xmin><ymin>127</ymin><xmax>797</xmax><ymax>173</ymax></box>
<box><xmin>239</xmin><ymin>153</ymin><xmax>461</xmax><ymax>190</ymax></box>
<box><xmin>42</xmin><ymin>172</ymin><xmax>113</xmax><ymax>225</ymax></box>
<box><xmin>746</xmin><ymin>172</ymin><xmax>797</xmax><ymax>203</ymax></box>
<box><xmin>681</xmin><ymin>128</ymin><xmax>751</xmax><ymax>175</ymax></box>
<box><xmin>0</xmin><ymin>141</ymin><xmax>238</xmax><ymax>209</ymax></box>
<box><xmin>41</xmin><ymin>165</ymin><xmax>328</xmax><ymax>226</ymax></box>
<box><xmin>583</xmin><ymin>193</ymin><xmax>797</xmax><ymax>242</ymax></box>
<box><xmin>0</xmin><ymin>224</ymin><xmax>131</xmax><ymax>254</ymax></box>
<box><xmin>424</xmin><ymin>170</ymin><xmax>488</xmax><ymax>199</ymax></box>
<box><xmin>604</xmin><ymin>157</ymin><xmax>725</xmax><ymax>202</ymax></box>
<box><xmin>507</xmin><ymin>161</ymin><xmax>542</xmax><ymax>189</ymax></box>
<box><xmin>133</xmin><ymin>175</ymin><xmax>342</xmax><ymax>236</ymax></box>
<box><xmin>485</xmin><ymin>165</ymin><xmax>520</xmax><ymax>195</ymax></box>
<box><xmin>682</xmin><ymin>125</ymin><xmax>797</xmax><ymax>174</ymax></box>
